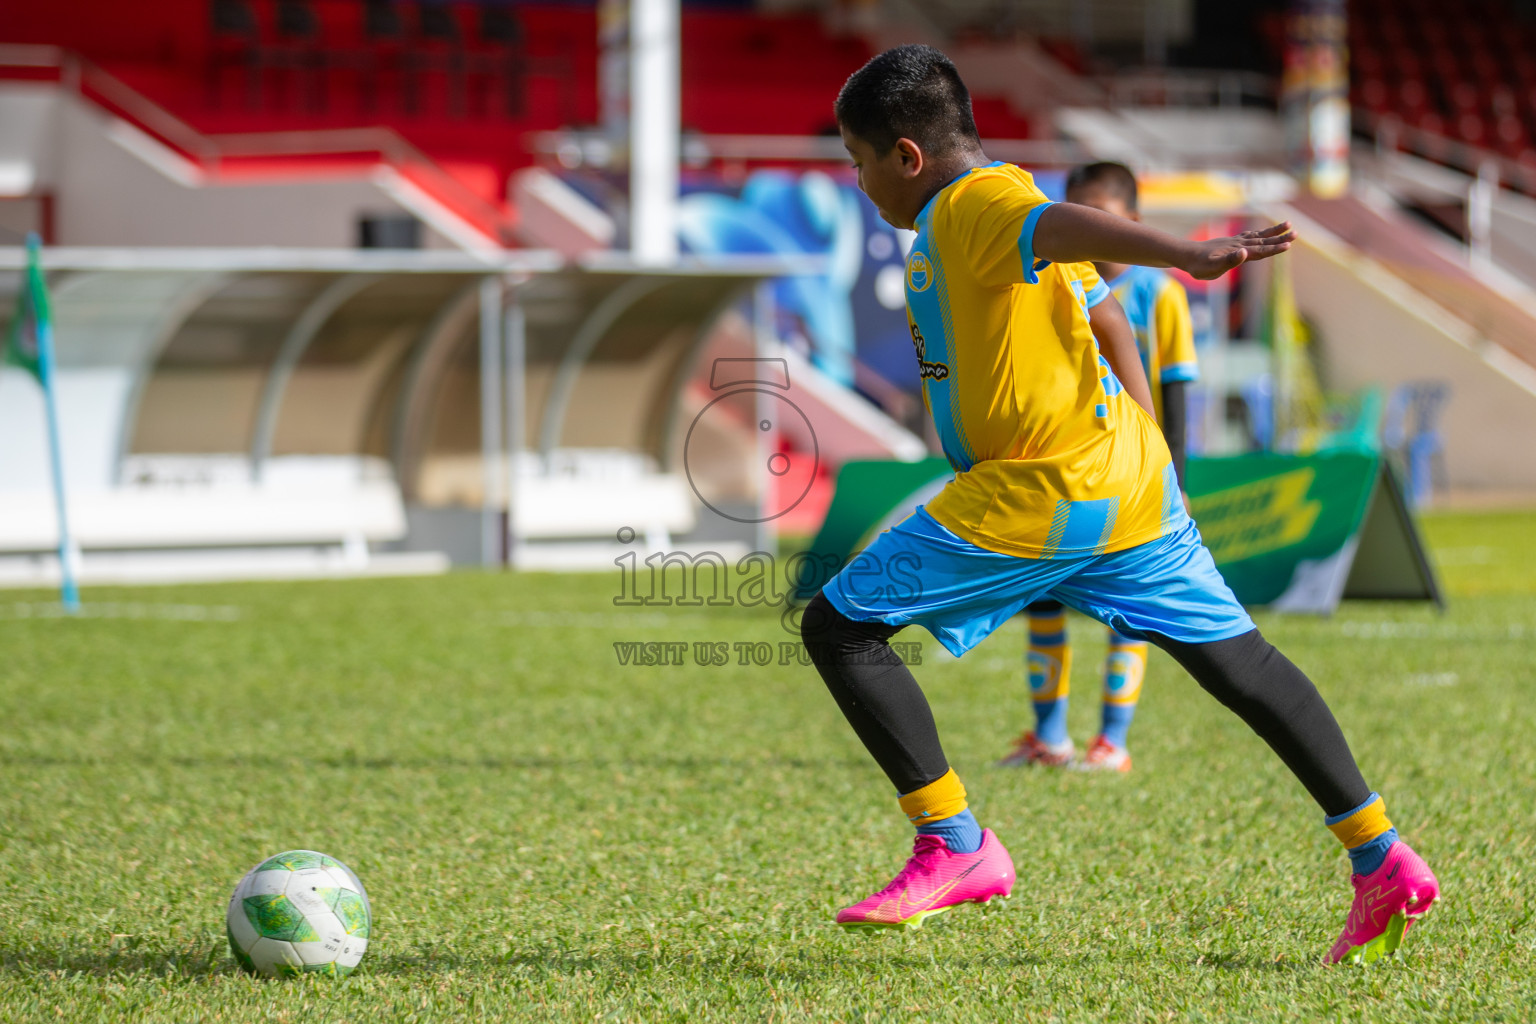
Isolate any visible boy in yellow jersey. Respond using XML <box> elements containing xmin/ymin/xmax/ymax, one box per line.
<box><xmin>1000</xmin><ymin>161</ymin><xmax>1200</xmax><ymax>774</ymax></box>
<box><xmin>803</xmin><ymin>45</ymin><xmax>1437</xmax><ymax>964</ymax></box>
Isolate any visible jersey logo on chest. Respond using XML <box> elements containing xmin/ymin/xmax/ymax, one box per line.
<box><xmin>907</xmin><ymin>251</ymin><xmax>933</xmax><ymax>292</ymax></box>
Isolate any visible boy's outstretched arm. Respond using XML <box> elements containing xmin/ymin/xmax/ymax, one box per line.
<box><xmin>1088</xmin><ymin>295</ymin><xmax>1156</xmax><ymax>421</ymax></box>
<box><xmin>1033</xmin><ymin>204</ymin><xmax>1297</xmax><ymax>280</ymax></box>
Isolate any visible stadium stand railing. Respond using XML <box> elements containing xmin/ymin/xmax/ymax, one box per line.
<box><xmin>0</xmin><ymin>44</ymin><xmax>516</xmax><ymax>249</ymax></box>
<box><xmin>1356</xmin><ymin>109</ymin><xmax>1536</xmax><ymax>201</ymax></box>
<box><xmin>525</xmin><ymin>129</ymin><xmax>1087</xmax><ymax>175</ymax></box>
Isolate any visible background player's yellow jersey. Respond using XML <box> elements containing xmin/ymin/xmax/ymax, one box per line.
<box><xmin>907</xmin><ymin>162</ymin><xmax>1183</xmax><ymax>560</ymax></box>
<box><xmin>1104</xmin><ymin>264</ymin><xmax>1198</xmax><ymax>426</ymax></box>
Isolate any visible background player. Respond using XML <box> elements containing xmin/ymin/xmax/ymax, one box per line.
<box><xmin>1000</xmin><ymin>161</ymin><xmax>1200</xmax><ymax>774</ymax></box>
<box><xmin>805</xmin><ymin>44</ymin><xmax>1438</xmax><ymax>965</ymax></box>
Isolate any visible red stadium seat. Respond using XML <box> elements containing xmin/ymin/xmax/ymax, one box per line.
<box><xmin>1416</xmin><ymin>19</ymin><xmax>1446</xmax><ymax>45</ymax></box>
<box><xmin>1427</xmin><ymin>45</ymin><xmax>1460</xmax><ymax>78</ymax></box>
<box><xmin>1491</xmin><ymin>85</ymin><xmax>1519</xmax><ymax>119</ymax></box>
<box><xmin>1496</xmin><ymin>114</ymin><xmax>1526</xmax><ymax>142</ymax></box>
<box><xmin>1360</xmin><ymin>79</ymin><xmax>1390</xmax><ymax>112</ymax></box>
<box><xmin>1458</xmin><ymin>112</ymin><xmax>1486</xmax><ymax>144</ymax></box>
<box><xmin>1495</xmin><ymin>125</ymin><xmax>1527</xmax><ymax>158</ymax></box>
<box><xmin>1469</xmin><ymin>50</ymin><xmax>1502</xmax><ymax>83</ymax></box>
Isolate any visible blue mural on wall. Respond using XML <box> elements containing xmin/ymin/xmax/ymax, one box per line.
<box><xmin>677</xmin><ymin>169</ymin><xmax>913</xmax><ymax>392</ymax></box>
<box><xmin>675</xmin><ymin>165</ymin><xmax>1073</xmax><ymax>397</ymax></box>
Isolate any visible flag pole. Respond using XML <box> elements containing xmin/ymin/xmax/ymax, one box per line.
<box><xmin>39</xmin><ymin>329</ymin><xmax>80</xmax><ymax>614</ymax></box>
<box><xmin>27</xmin><ymin>237</ymin><xmax>80</xmax><ymax>613</ymax></box>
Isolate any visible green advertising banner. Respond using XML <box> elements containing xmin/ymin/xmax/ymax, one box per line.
<box><xmin>1185</xmin><ymin>452</ymin><xmax>1440</xmax><ymax>610</ymax></box>
<box><xmin>799</xmin><ymin>452</ymin><xmax>1441</xmax><ymax>613</ymax></box>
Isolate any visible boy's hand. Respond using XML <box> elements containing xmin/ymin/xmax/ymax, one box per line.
<box><xmin>1180</xmin><ymin>222</ymin><xmax>1297</xmax><ymax>280</ymax></box>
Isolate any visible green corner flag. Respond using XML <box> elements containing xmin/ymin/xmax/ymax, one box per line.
<box><xmin>5</xmin><ymin>237</ymin><xmax>47</xmax><ymax>382</ymax></box>
<box><xmin>6</xmin><ymin>233</ymin><xmax>80</xmax><ymax>612</ymax></box>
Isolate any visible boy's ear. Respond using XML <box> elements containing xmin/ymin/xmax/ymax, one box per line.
<box><xmin>894</xmin><ymin>137</ymin><xmax>924</xmax><ymax>178</ymax></box>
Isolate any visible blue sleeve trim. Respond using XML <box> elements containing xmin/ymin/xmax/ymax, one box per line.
<box><xmin>1084</xmin><ymin>280</ymin><xmax>1111</xmax><ymax>308</ymax></box>
<box><xmin>1160</xmin><ymin>362</ymin><xmax>1199</xmax><ymax>384</ymax></box>
<box><xmin>1016</xmin><ymin>201</ymin><xmax>1054</xmax><ymax>285</ymax></box>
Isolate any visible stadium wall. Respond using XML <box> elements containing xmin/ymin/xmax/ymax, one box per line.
<box><xmin>1285</xmin><ymin>207</ymin><xmax>1536</xmax><ymax>492</ymax></box>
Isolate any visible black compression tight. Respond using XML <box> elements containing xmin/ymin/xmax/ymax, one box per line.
<box><xmin>801</xmin><ymin>592</ymin><xmax>949</xmax><ymax>794</ymax></box>
<box><xmin>802</xmin><ymin>591</ymin><xmax>1372</xmax><ymax>816</ymax></box>
<box><xmin>1152</xmin><ymin>629</ymin><xmax>1371</xmax><ymax>815</ymax></box>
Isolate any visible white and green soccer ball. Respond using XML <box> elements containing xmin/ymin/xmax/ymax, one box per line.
<box><xmin>226</xmin><ymin>850</ymin><xmax>371</xmax><ymax>978</ymax></box>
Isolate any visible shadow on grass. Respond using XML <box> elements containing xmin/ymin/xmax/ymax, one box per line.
<box><xmin>4</xmin><ymin>939</ymin><xmax>1342</xmax><ymax>984</ymax></box>
<box><xmin>370</xmin><ymin>946</ymin><xmax>1051</xmax><ymax>981</ymax></box>
<box><xmin>0</xmin><ymin>941</ymin><xmax>1050</xmax><ymax>984</ymax></box>
<box><xmin>0</xmin><ymin>752</ymin><xmax>870</xmax><ymax>774</ymax></box>
<box><xmin>1194</xmin><ymin>950</ymin><xmax>1316</xmax><ymax>974</ymax></box>
<box><xmin>0</xmin><ymin>939</ymin><xmax>232</xmax><ymax>980</ymax></box>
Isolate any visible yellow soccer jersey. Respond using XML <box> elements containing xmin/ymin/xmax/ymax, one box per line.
<box><xmin>907</xmin><ymin>162</ymin><xmax>1183</xmax><ymax>560</ymax></box>
<box><xmin>1105</xmin><ymin>264</ymin><xmax>1198</xmax><ymax>425</ymax></box>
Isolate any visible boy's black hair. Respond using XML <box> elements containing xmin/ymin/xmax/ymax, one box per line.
<box><xmin>1065</xmin><ymin>161</ymin><xmax>1139</xmax><ymax>211</ymax></box>
<box><xmin>834</xmin><ymin>45</ymin><xmax>980</xmax><ymax>157</ymax></box>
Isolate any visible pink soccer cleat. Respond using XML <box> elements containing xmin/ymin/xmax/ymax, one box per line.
<box><xmin>1326</xmin><ymin>840</ymin><xmax>1440</xmax><ymax>965</ymax></box>
<box><xmin>836</xmin><ymin>829</ymin><xmax>1015</xmax><ymax>931</ymax></box>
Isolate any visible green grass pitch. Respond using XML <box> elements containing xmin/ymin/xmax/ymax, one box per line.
<box><xmin>1</xmin><ymin>510</ymin><xmax>1534</xmax><ymax>1022</ymax></box>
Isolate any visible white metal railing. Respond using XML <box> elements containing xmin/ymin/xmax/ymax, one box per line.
<box><xmin>0</xmin><ymin>44</ymin><xmax>515</xmax><ymax>245</ymax></box>
<box><xmin>528</xmin><ymin>129</ymin><xmax>1092</xmax><ymax>170</ymax></box>
<box><xmin>1357</xmin><ymin>108</ymin><xmax>1535</xmax><ymax>197</ymax></box>
<box><xmin>1099</xmin><ymin>68</ymin><xmax>1276</xmax><ymax>110</ymax></box>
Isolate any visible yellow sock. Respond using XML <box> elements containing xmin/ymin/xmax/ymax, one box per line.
<box><xmin>1326</xmin><ymin>795</ymin><xmax>1394</xmax><ymax>849</ymax></box>
<box><xmin>1099</xmin><ymin>635</ymin><xmax>1146</xmax><ymax>747</ymax></box>
<box><xmin>898</xmin><ymin>767</ymin><xmax>967</xmax><ymax>824</ymax></box>
<box><xmin>1102</xmin><ymin>637</ymin><xmax>1147</xmax><ymax>706</ymax></box>
<box><xmin>1028</xmin><ymin>611</ymin><xmax>1071</xmax><ymax>746</ymax></box>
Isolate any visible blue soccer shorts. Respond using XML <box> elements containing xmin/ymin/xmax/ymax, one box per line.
<box><xmin>821</xmin><ymin>506</ymin><xmax>1253</xmax><ymax>658</ymax></box>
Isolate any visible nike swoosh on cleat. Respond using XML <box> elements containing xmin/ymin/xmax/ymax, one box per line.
<box><xmin>892</xmin><ymin>860</ymin><xmax>983</xmax><ymax>920</ymax></box>
<box><xmin>1386</xmin><ymin>863</ymin><xmax>1399</xmax><ymax>881</ymax></box>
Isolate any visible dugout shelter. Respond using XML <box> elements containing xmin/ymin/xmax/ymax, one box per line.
<box><xmin>0</xmin><ymin>245</ymin><xmax>872</xmax><ymax>580</ymax></box>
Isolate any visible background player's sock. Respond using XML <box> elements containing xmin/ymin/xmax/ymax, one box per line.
<box><xmin>900</xmin><ymin>768</ymin><xmax>983</xmax><ymax>854</ymax></box>
<box><xmin>1325</xmin><ymin>792</ymin><xmax>1398</xmax><ymax>875</ymax></box>
<box><xmin>1099</xmin><ymin>635</ymin><xmax>1148</xmax><ymax>748</ymax></box>
<box><xmin>1028</xmin><ymin>612</ymin><xmax>1072</xmax><ymax>747</ymax></box>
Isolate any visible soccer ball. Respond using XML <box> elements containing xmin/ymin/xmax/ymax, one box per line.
<box><xmin>225</xmin><ymin>850</ymin><xmax>371</xmax><ymax>978</ymax></box>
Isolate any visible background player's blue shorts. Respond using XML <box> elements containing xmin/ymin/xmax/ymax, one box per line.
<box><xmin>821</xmin><ymin>507</ymin><xmax>1254</xmax><ymax>657</ymax></box>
